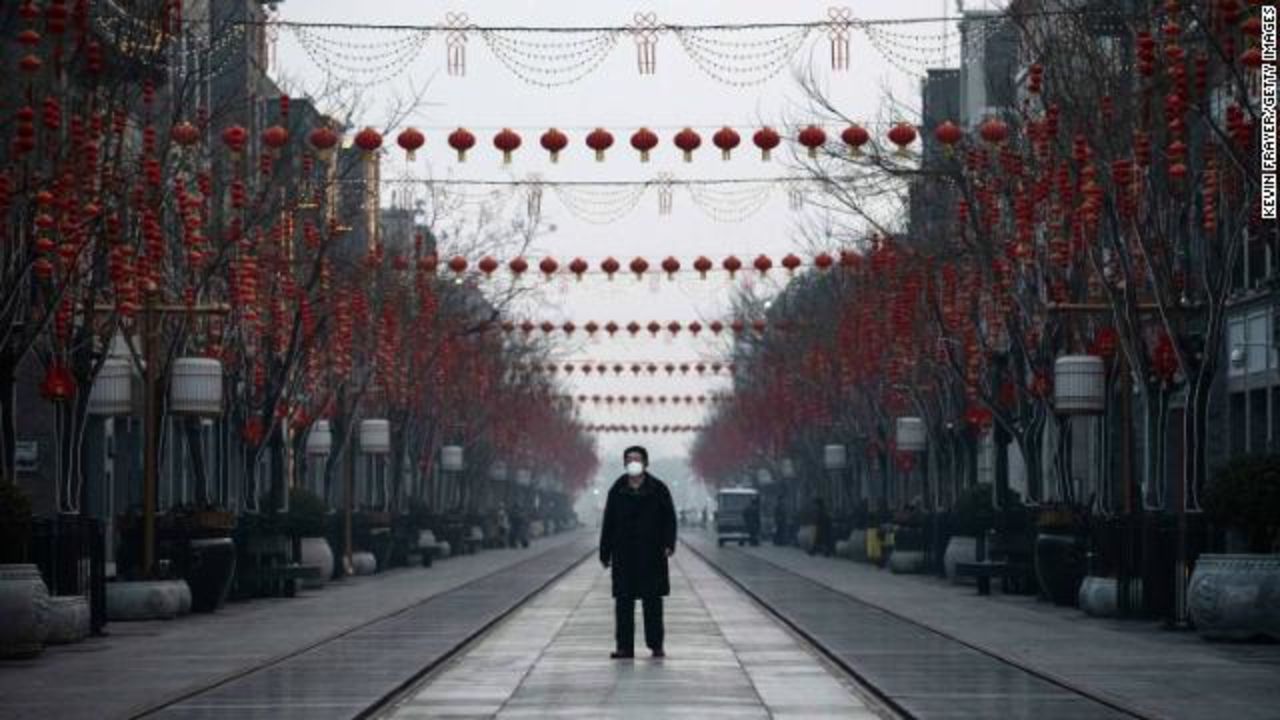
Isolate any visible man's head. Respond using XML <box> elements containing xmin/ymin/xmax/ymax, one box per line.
<box><xmin>623</xmin><ymin>446</ymin><xmax>648</xmax><ymax>477</ymax></box>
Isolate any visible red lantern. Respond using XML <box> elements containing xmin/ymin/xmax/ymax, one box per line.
<box><xmin>712</xmin><ymin>126</ymin><xmax>740</xmax><ymax>160</ymax></box>
<box><xmin>448</xmin><ymin>255</ymin><xmax>468</xmax><ymax>274</ymax></box>
<box><xmin>585</xmin><ymin>321</ymin><xmax>600</xmax><ymax>335</ymax></box>
<box><xmin>39</xmin><ymin>363</ymin><xmax>74</xmax><ymax>402</ymax></box>
<box><xmin>753</xmin><ymin>254</ymin><xmax>773</xmax><ymax>275</ymax></box>
<box><xmin>478</xmin><ymin>256</ymin><xmax>499</xmax><ymax>277</ymax></box>
<box><xmin>601</xmin><ymin>257</ymin><xmax>620</xmax><ymax>280</ymax></box>
<box><xmin>540</xmin><ymin>128</ymin><xmax>568</xmax><ymax>162</ymax></box>
<box><xmin>493</xmin><ymin>128</ymin><xmax>522</xmax><ymax>164</ymax></box>
<box><xmin>978</xmin><ymin>118</ymin><xmax>1009</xmax><ymax>145</ymax></box>
<box><xmin>710</xmin><ymin>321</ymin><xmax>725</xmax><ymax>335</ymax></box>
<box><xmin>934</xmin><ymin>120</ymin><xmax>962</xmax><ymax>153</ymax></box>
<box><xmin>667</xmin><ymin>322</ymin><xmax>681</xmax><ymax>336</ymax></box>
<box><xmin>308</xmin><ymin>126</ymin><xmax>339</xmax><ymax>160</ymax></box>
<box><xmin>781</xmin><ymin>253</ymin><xmax>802</xmax><ymax>274</ymax></box>
<box><xmin>722</xmin><ymin>255</ymin><xmax>742</xmax><ymax>278</ymax></box>
<box><xmin>221</xmin><ymin>125</ymin><xmax>247</xmax><ymax>156</ymax></box>
<box><xmin>605</xmin><ymin>321</ymin><xmax>620</xmax><ymax>337</ymax></box>
<box><xmin>448</xmin><ymin>127</ymin><xmax>476</xmax><ymax>161</ymax></box>
<box><xmin>840</xmin><ymin>124</ymin><xmax>869</xmax><ymax>156</ymax></box>
<box><xmin>629</xmin><ymin>256</ymin><xmax>649</xmax><ymax>280</ymax></box>
<box><xmin>627</xmin><ymin>321</ymin><xmax>642</xmax><ymax>337</ymax></box>
<box><xmin>753</xmin><ymin>126</ymin><xmax>781</xmax><ymax>160</ymax></box>
<box><xmin>540</xmin><ymin>257</ymin><xmax>560</xmax><ymax>279</ymax></box>
<box><xmin>647</xmin><ymin>321</ymin><xmax>662</xmax><ymax>337</ymax></box>
<box><xmin>170</xmin><ymin>121</ymin><xmax>200</xmax><ymax>148</ymax></box>
<box><xmin>262</xmin><ymin>124</ymin><xmax>289</xmax><ymax>150</ymax></box>
<box><xmin>693</xmin><ymin>256</ymin><xmax>713</xmax><ymax>279</ymax></box>
<box><xmin>562</xmin><ymin>257</ymin><xmax>583</xmax><ymax>280</ymax></box>
<box><xmin>354</xmin><ymin>126</ymin><xmax>383</xmax><ymax>154</ymax></box>
<box><xmin>630</xmin><ymin>127</ymin><xmax>659</xmax><ymax>162</ymax></box>
<box><xmin>814</xmin><ymin>252</ymin><xmax>834</xmax><ymax>271</ymax></box>
<box><xmin>674</xmin><ymin>127</ymin><xmax>701</xmax><ymax>162</ymax></box>
<box><xmin>586</xmin><ymin>127</ymin><xmax>614</xmax><ymax>161</ymax></box>
<box><xmin>799</xmin><ymin>124</ymin><xmax>827</xmax><ymax>158</ymax></box>
<box><xmin>508</xmin><ymin>257</ymin><xmax>529</xmax><ymax>277</ymax></box>
<box><xmin>562</xmin><ymin>321</ymin><xmax>577</xmax><ymax>335</ymax></box>
<box><xmin>397</xmin><ymin>127</ymin><xmax>425</xmax><ymax>160</ymax></box>
<box><xmin>661</xmin><ymin>256</ymin><xmax>680</xmax><ymax>278</ymax></box>
<box><xmin>688</xmin><ymin>322</ymin><xmax>703</xmax><ymax>336</ymax></box>
<box><xmin>887</xmin><ymin>122</ymin><xmax>917</xmax><ymax>155</ymax></box>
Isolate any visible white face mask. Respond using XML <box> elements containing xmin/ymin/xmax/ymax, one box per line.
<box><xmin>626</xmin><ymin>461</ymin><xmax>645</xmax><ymax>477</ymax></box>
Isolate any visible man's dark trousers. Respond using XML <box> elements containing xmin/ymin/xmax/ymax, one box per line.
<box><xmin>615</xmin><ymin>595</ymin><xmax>663</xmax><ymax>653</ymax></box>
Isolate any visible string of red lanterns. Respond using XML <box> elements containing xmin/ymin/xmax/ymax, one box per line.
<box><xmin>523</xmin><ymin>361</ymin><xmax>734</xmax><ymax>376</ymax></box>
<box><xmin>559</xmin><ymin>394</ymin><xmax>728</xmax><ymax>405</ymax></box>
<box><xmin>422</xmin><ymin>251</ymin><xmax>848</xmax><ymax>280</ymax></box>
<box><xmin>497</xmin><ymin>318</ymin><xmax>782</xmax><ymax>337</ymax></box>
<box><xmin>578</xmin><ymin>424</ymin><xmax>707</xmax><ymax>434</ymax></box>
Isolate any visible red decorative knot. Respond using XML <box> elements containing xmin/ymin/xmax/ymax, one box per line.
<box><xmin>600</xmin><ymin>257</ymin><xmax>620</xmax><ymax>279</ymax></box>
<box><xmin>978</xmin><ymin>118</ymin><xmax>1009</xmax><ymax>145</ymax></box>
<box><xmin>712</xmin><ymin>126</ymin><xmax>740</xmax><ymax>160</ymax></box>
<box><xmin>693</xmin><ymin>256</ymin><xmax>713</xmax><ymax>278</ymax></box>
<box><xmin>722</xmin><ymin>255</ymin><xmax>742</xmax><ymax>277</ymax></box>
<box><xmin>673</xmin><ymin>127</ymin><xmax>701</xmax><ymax>162</ymax></box>
<box><xmin>753</xmin><ymin>127</ymin><xmax>781</xmax><ymax>160</ymax></box>
<box><xmin>585</xmin><ymin>127</ymin><xmax>614</xmax><ymax>162</ymax></box>
<box><xmin>629</xmin><ymin>256</ymin><xmax>649</xmax><ymax>279</ymax></box>
<box><xmin>540</xmin><ymin>257</ymin><xmax>560</xmax><ymax>278</ymax></box>
<box><xmin>262</xmin><ymin>125</ymin><xmax>289</xmax><ymax>150</ymax></box>
<box><xmin>630</xmin><ymin>127</ymin><xmax>659</xmax><ymax>162</ymax></box>
<box><xmin>448</xmin><ymin>127</ymin><xmax>476</xmax><ymax>161</ymax></box>
<box><xmin>887</xmin><ymin>122</ymin><xmax>918</xmax><ymax>154</ymax></box>
<box><xmin>540</xmin><ymin>128</ymin><xmax>568</xmax><ymax>162</ymax></box>
<box><xmin>397</xmin><ymin>127</ymin><xmax>425</xmax><ymax>160</ymax></box>
<box><xmin>661</xmin><ymin>256</ymin><xmax>681</xmax><ymax>278</ymax></box>
<box><xmin>170</xmin><ymin>121</ymin><xmax>200</xmax><ymax>147</ymax></box>
<box><xmin>493</xmin><ymin>128</ymin><xmax>522</xmax><ymax>164</ymax></box>
<box><xmin>798</xmin><ymin>125</ymin><xmax>827</xmax><ymax>157</ymax></box>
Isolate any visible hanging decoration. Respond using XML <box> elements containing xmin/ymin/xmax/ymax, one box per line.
<box><xmin>827</xmin><ymin>6</ymin><xmax>854</xmax><ymax>70</ymax></box>
<box><xmin>446</xmin><ymin>11</ymin><xmax>469</xmax><ymax>75</ymax></box>
<box><xmin>631</xmin><ymin>12</ymin><xmax>660</xmax><ymax>74</ymax></box>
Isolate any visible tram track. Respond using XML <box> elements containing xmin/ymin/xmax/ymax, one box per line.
<box><xmin>683</xmin><ymin>536</ymin><xmax>1163</xmax><ymax>720</ymax></box>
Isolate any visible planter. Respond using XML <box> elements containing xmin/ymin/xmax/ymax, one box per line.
<box><xmin>0</xmin><ymin>564</ymin><xmax>51</xmax><ymax>659</ymax></box>
<box><xmin>838</xmin><ymin>529</ymin><xmax>868</xmax><ymax>561</ymax></box>
<box><xmin>185</xmin><ymin>538</ymin><xmax>236</xmax><ymax>612</ymax></box>
<box><xmin>106</xmin><ymin>580</ymin><xmax>190</xmax><ymax>621</ymax></box>
<box><xmin>529</xmin><ymin>520</ymin><xmax>544</xmax><ymax>539</ymax></box>
<box><xmin>944</xmin><ymin>536</ymin><xmax>979</xmax><ymax>584</ymax></box>
<box><xmin>1079</xmin><ymin>576</ymin><xmax>1144</xmax><ymax>618</ymax></box>
<box><xmin>45</xmin><ymin>596</ymin><xmax>90</xmax><ymax>645</ymax></box>
<box><xmin>796</xmin><ymin>524</ymin><xmax>817</xmax><ymax>552</ymax></box>
<box><xmin>350</xmin><ymin>551</ymin><xmax>377</xmax><ymax>576</ymax></box>
<box><xmin>1035</xmin><ymin>531</ymin><xmax>1086</xmax><ymax>606</ymax></box>
<box><xmin>889</xmin><ymin>549</ymin><xmax>925</xmax><ymax>574</ymax></box>
<box><xmin>1189</xmin><ymin>554</ymin><xmax>1280</xmax><ymax>641</ymax></box>
<box><xmin>299</xmin><ymin>537</ymin><xmax>334</xmax><ymax>589</ymax></box>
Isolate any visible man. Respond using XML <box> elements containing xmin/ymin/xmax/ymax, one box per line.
<box><xmin>809</xmin><ymin>497</ymin><xmax>834</xmax><ymax>557</ymax></box>
<box><xmin>599</xmin><ymin>446</ymin><xmax>677</xmax><ymax>660</ymax></box>
<box><xmin>744</xmin><ymin>496</ymin><xmax>761</xmax><ymax>546</ymax></box>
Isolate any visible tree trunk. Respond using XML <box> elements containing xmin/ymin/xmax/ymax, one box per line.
<box><xmin>0</xmin><ymin>356</ymin><xmax>16</xmax><ymax>483</ymax></box>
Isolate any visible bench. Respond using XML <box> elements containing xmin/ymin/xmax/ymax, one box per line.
<box><xmin>239</xmin><ymin>563</ymin><xmax>322</xmax><ymax>598</ymax></box>
<box><xmin>954</xmin><ymin>561</ymin><xmax>1010</xmax><ymax>596</ymax></box>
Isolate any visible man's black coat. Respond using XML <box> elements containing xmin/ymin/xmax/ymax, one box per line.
<box><xmin>599</xmin><ymin>473</ymin><xmax>677</xmax><ymax>598</ymax></box>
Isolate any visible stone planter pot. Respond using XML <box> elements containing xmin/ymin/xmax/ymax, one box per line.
<box><xmin>796</xmin><ymin>524</ymin><xmax>816</xmax><ymax>552</ymax></box>
<box><xmin>0</xmin><ymin>564</ymin><xmax>51</xmax><ymax>659</ymax></box>
<box><xmin>529</xmin><ymin>521</ymin><xmax>544</xmax><ymax>539</ymax></box>
<box><xmin>186</xmin><ymin>537</ymin><xmax>236</xmax><ymax>612</ymax></box>
<box><xmin>847</xmin><ymin>529</ymin><xmax>868</xmax><ymax>561</ymax></box>
<box><xmin>45</xmin><ymin>596</ymin><xmax>90</xmax><ymax>645</ymax></box>
<box><xmin>1189</xmin><ymin>554</ymin><xmax>1280</xmax><ymax>641</ymax></box>
<box><xmin>350</xmin><ymin>551</ymin><xmax>377</xmax><ymax>576</ymax></box>
<box><xmin>106</xmin><ymin>580</ymin><xmax>190</xmax><ymax>621</ymax></box>
<box><xmin>944</xmin><ymin>536</ymin><xmax>979</xmax><ymax>584</ymax></box>
<box><xmin>1035</xmin><ymin>531</ymin><xmax>1086</xmax><ymax>606</ymax></box>
<box><xmin>300</xmin><ymin>537</ymin><xmax>334</xmax><ymax>589</ymax></box>
<box><xmin>889</xmin><ymin>549</ymin><xmax>925</xmax><ymax>574</ymax></box>
<box><xmin>1078</xmin><ymin>576</ymin><xmax>1144</xmax><ymax>618</ymax></box>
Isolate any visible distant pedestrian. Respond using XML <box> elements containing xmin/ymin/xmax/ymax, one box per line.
<box><xmin>599</xmin><ymin>445</ymin><xmax>677</xmax><ymax>660</ymax></box>
<box><xmin>744</xmin><ymin>496</ymin><xmax>761</xmax><ymax>546</ymax></box>
<box><xmin>773</xmin><ymin>499</ymin><xmax>788</xmax><ymax>546</ymax></box>
<box><xmin>809</xmin><ymin>498</ymin><xmax>834</xmax><ymax>557</ymax></box>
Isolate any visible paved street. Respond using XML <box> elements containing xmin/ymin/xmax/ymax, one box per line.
<box><xmin>0</xmin><ymin>532</ymin><xmax>592</xmax><ymax>720</ymax></box>
<box><xmin>384</xmin><ymin>548</ymin><xmax>885</xmax><ymax>719</ymax></box>
<box><xmin>688</xmin><ymin>532</ymin><xmax>1280</xmax><ymax>720</ymax></box>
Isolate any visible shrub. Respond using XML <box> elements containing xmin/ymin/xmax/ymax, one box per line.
<box><xmin>1204</xmin><ymin>454</ymin><xmax>1280</xmax><ymax>553</ymax></box>
<box><xmin>286</xmin><ymin>487</ymin><xmax>329</xmax><ymax>537</ymax></box>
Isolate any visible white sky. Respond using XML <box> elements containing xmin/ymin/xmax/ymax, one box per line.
<box><xmin>273</xmin><ymin>0</ymin><xmax>975</xmax><ymax>488</ymax></box>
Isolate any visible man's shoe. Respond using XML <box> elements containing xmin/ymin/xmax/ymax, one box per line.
<box><xmin>610</xmin><ymin>650</ymin><xmax>634</xmax><ymax>659</ymax></box>
<box><xmin>651</xmin><ymin>649</ymin><xmax>665</xmax><ymax>658</ymax></box>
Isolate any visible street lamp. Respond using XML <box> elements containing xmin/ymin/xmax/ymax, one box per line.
<box><xmin>1230</xmin><ymin>342</ymin><xmax>1274</xmax><ymax>453</ymax></box>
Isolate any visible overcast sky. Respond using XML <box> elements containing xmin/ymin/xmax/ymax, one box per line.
<box><xmin>273</xmin><ymin>1</ymin><xmax>987</xmax><ymax>490</ymax></box>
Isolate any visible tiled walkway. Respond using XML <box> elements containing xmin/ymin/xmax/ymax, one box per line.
<box><xmin>385</xmin><ymin>550</ymin><xmax>885</xmax><ymax>719</ymax></box>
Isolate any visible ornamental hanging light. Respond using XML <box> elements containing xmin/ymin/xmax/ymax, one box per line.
<box><xmin>661</xmin><ymin>256</ymin><xmax>680</xmax><ymax>279</ymax></box>
<box><xmin>540</xmin><ymin>256</ymin><xmax>560</xmax><ymax>279</ymax></box>
<box><xmin>629</xmin><ymin>256</ymin><xmax>649</xmax><ymax>280</ymax></box>
<box><xmin>753</xmin><ymin>126</ymin><xmax>781</xmax><ymax>160</ymax></box>
<box><xmin>397</xmin><ymin>127</ymin><xmax>425</xmax><ymax>160</ymax></box>
<box><xmin>540</xmin><ymin>127</ymin><xmax>568</xmax><ymax>162</ymax></box>
<box><xmin>712</xmin><ymin>126</ymin><xmax>740</xmax><ymax>160</ymax></box>
<box><xmin>601</xmin><ymin>257</ymin><xmax>620</xmax><ymax>280</ymax></box>
<box><xmin>493</xmin><ymin>128</ymin><xmax>522</xmax><ymax>164</ymax></box>
<box><xmin>674</xmin><ymin>127</ymin><xmax>702</xmax><ymax>162</ymax></box>
<box><xmin>508</xmin><ymin>257</ymin><xmax>529</xmax><ymax>277</ymax></box>
<box><xmin>753</xmin><ymin>254</ymin><xmax>773</xmax><ymax>275</ymax></box>
<box><xmin>887</xmin><ymin>122</ymin><xmax>918</xmax><ymax>156</ymax></box>
<box><xmin>798</xmin><ymin>124</ymin><xmax>827</xmax><ymax>158</ymax></box>
<box><xmin>934</xmin><ymin>120</ymin><xmax>963</xmax><ymax>155</ymax></box>
<box><xmin>693</xmin><ymin>256</ymin><xmax>713</xmax><ymax>279</ymax></box>
<box><xmin>841</xmin><ymin>124</ymin><xmax>870</xmax><ymax>156</ymax></box>
<box><xmin>630</xmin><ymin>127</ymin><xmax>659</xmax><ymax>162</ymax></box>
<box><xmin>585</xmin><ymin>127</ymin><xmax>614</xmax><ymax>161</ymax></box>
<box><xmin>448</xmin><ymin>127</ymin><xmax>476</xmax><ymax>161</ymax></box>
<box><xmin>478</xmin><ymin>256</ymin><xmax>499</xmax><ymax>278</ymax></box>
<box><xmin>568</xmin><ymin>257</ymin><xmax>588</xmax><ymax>280</ymax></box>
<box><xmin>308</xmin><ymin>125</ymin><xmax>339</xmax><ymax>161</ymax></box>
<box><xmin>722</xmin><ymin>255</ymin><xmax>742</xmax><ymax>278</ymax></box>
<box><xmin>170</xmin><ymin>120</ymin><xmax>200</xmax><ymax>148</ymax></box>
<box><xmin>978</xmin><ymin>118</ymin><xmax>1009</xmax><ymax>145</ymax></box>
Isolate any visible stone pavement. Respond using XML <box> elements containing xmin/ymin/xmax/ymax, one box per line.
<box><xmin>695</xmin><ymin>532</ymin><xmax>1280</xmax><ymax>720</ymax></box>
<box><xmin>383</xmin><ymin>548</ymin><xmax>886</xmax><ymax>719</ymax></box>
<box><xmin>0</xmin><ymin>530</ymin><xmax>592</xmax><ymax>720</ymax></box>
